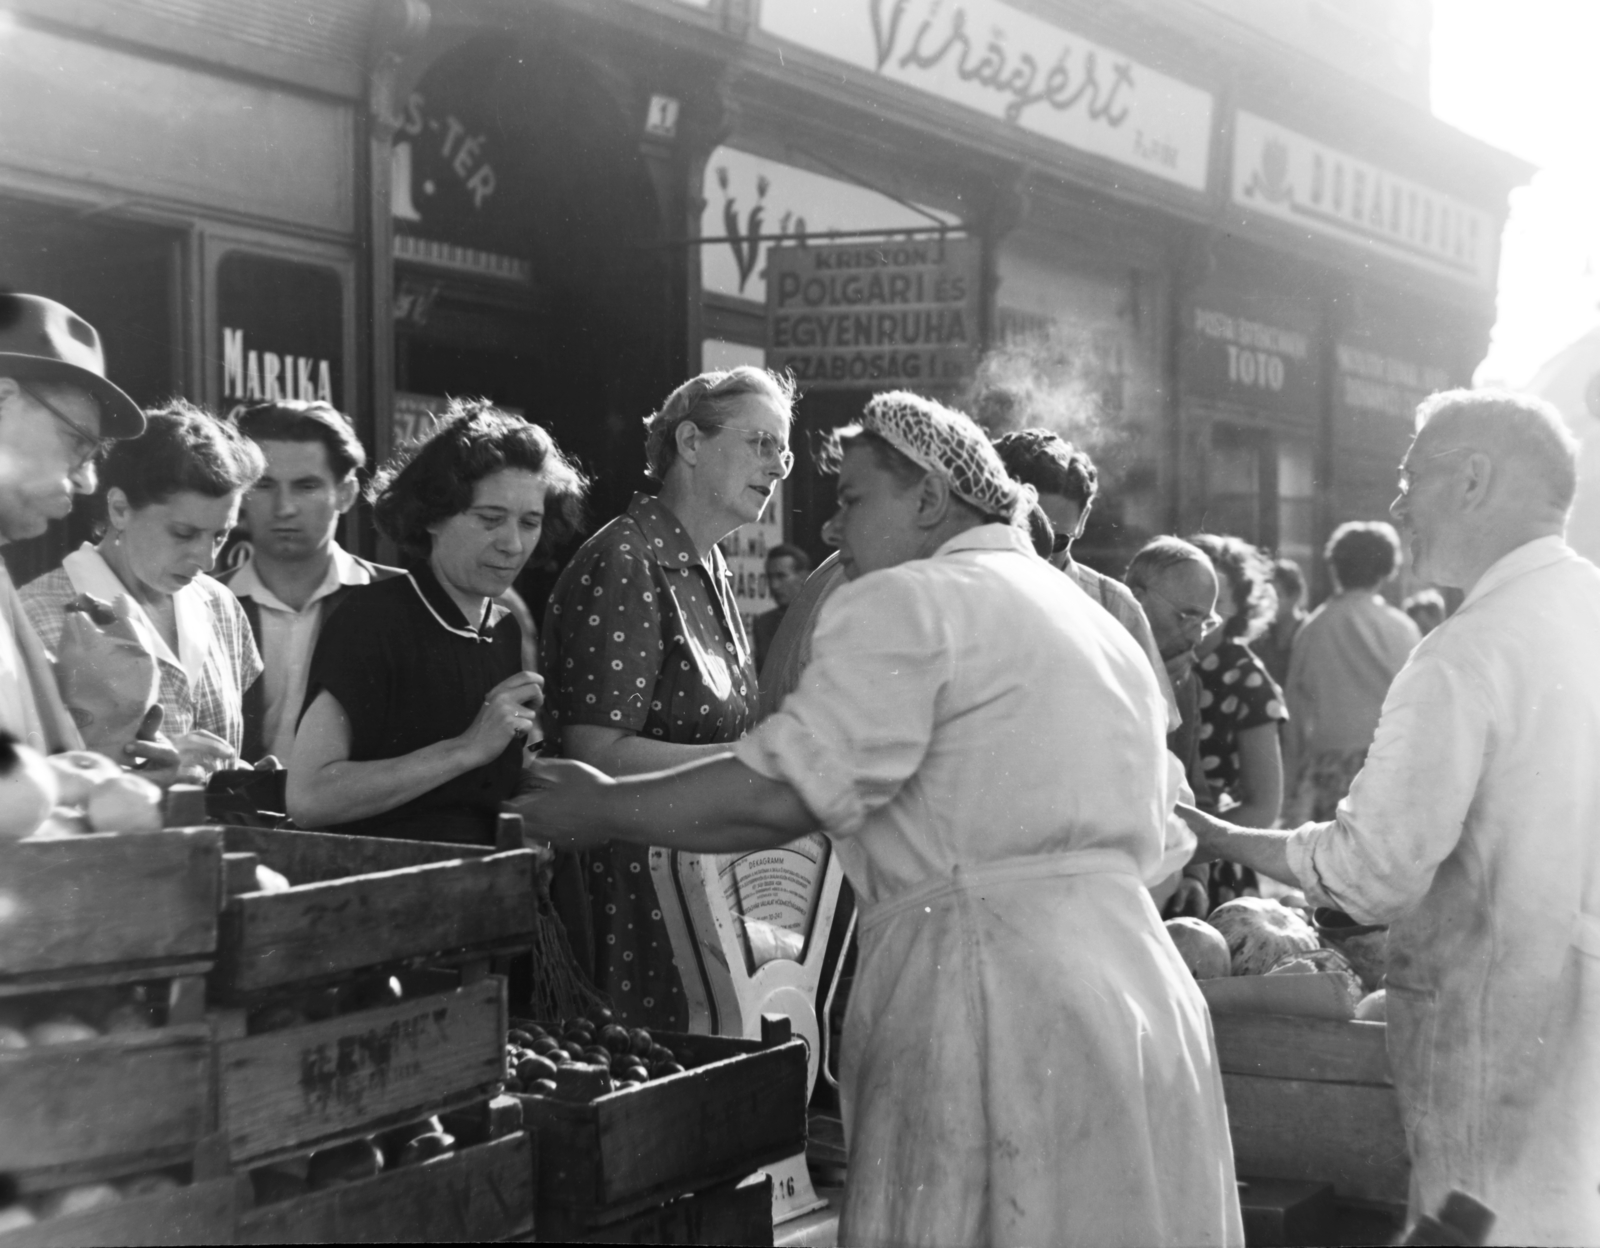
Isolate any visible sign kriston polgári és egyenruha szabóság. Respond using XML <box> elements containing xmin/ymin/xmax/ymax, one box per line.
<box><xmin>765</xmin><ymin>237</ymin><xmax>981</xmax><ymax>389</ymax></box>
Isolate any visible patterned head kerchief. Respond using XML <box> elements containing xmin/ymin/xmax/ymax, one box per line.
<box><xmin>858</xmin><ymin>391</ymin><xmax>1031</xmax><ymax>523</ymax></box>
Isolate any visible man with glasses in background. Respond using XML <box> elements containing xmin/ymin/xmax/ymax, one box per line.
<box><xmin>0</xmin><ymin>293</ymin><xmax>144</xmax><ymax>751</ymax></box>
<box><xmin>1182</xmin><ymin>390</ymin><xmax>1600</xmax><ymax>1244</ymax></box>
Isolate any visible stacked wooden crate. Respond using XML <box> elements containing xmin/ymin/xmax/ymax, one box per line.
<box><xmin>516</xmin><ymin>1013</ymin><xmax>808</xmax><ymax>1245</ymax></box>
<box><xmin>0</xmin><ymin>828</ymin><xmax>238</xmax><ymax>1247</ymax></box>
<box><xmin>208</xmin><ymin>827</ymin><xmax>539</xmax><ymax>1243</ymax></box>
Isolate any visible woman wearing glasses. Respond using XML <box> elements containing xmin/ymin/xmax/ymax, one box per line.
<box><xmin>541</xmin><ymin>366</ymin><xmax>794</xmax><ymax>1028</ymax></box>
<box><xmin>21</xmin><ymin>402</ymin><xmax>265</xmax><ymax>779</ymax></box>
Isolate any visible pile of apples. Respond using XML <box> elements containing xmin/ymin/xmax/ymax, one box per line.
<box><xmin>0</xmin><ymin>735</ymin><xmax>161</xmax><ymax>840</ymax></box>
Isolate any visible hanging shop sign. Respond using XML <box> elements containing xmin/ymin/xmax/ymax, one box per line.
<box><xmin>1184</xmin><ymin>295</ymin><xmax>1320</xmax><ymax>419</ymax></box>
<box><xmin>766</xmin><ymin>237</ymin><xmax>981</xmax><ymax>389</ymax></box>
<box><xmin>1334</xmin><ymin>342</ymin><xmax>1451</xmax><ymax>422</ymax></box>
<box><xmin>758</xmin><ymin>0</ymin><xmax>1214</xmax><ymax>191</ymax></box>
<box><xmin>1232</xmin><ymin>111</ymin><xmax>1497</xmax><ymax>290</ymax></box>
<box><xmin>702</xmin><ymin>146</ymin><xmax>959</xmax><ymax>305</ymax></box>
<box><xmin>218</xmin><ymin>254</ymin><xmax>343</xmax><ymax>412</ymax></box>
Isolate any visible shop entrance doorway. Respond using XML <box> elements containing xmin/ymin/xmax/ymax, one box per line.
<box><xmin>392</xmin><ymin>35</ymin><xmax>678</xmax><ymax>562</ymax></box>
<box><xmin>0</xmin><ymin>197</ymin><xmax>179</xmax><ymax>584</ymax></box>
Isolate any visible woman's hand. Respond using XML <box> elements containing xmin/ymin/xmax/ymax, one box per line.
<box><xmin>511</xmin><ymin>758</ymin><xmax>617</xmax><ymax>851</ymax></box>
<box><xmin>126</xmin><ymin>729</ymin><xmax>237</xmax><ymax>786</ymax></box>
<box><xmin>457</xmin><ymin>671</ymin><xmax>545</xmax><ymax>767</ymax></box>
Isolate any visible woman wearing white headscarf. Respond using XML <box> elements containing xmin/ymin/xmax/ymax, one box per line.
<box><xmin>514</xmin><ymin>392</ymin><xmax>1241</xmax><ymax>1248</ymax></box>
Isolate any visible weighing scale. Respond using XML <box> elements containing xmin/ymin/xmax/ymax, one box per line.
<box><xmin>652</xmin><ymin>834</ymin><xmax>851</xmax><ymax>1224</ymax></box>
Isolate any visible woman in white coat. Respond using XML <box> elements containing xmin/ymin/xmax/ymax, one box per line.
<box><xmin>515</xmin><ymin>392</ymin><xmax>1241</xmax><ymax>1248</ymax></box>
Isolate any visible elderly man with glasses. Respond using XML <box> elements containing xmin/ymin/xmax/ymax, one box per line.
<box><xmin>0</xmin><ymin>294</ymin><xmax>144</xmax><ymax>752</ymax></box>
<box><xmin>1183</xmin><ymin>390</ymin><xmax>1600</xmax><ymax>1245</ymax></box>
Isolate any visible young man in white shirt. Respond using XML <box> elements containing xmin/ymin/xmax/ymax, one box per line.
<box><xmin>221</xmin><ymin>401</ymin><xmax>397</xmax><ymax>763</ymax></box>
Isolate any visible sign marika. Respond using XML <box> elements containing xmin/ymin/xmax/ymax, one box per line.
<box><xmin>766</xmin><ymin>237</ymin><xmax>980</xmax><ymax>388</ymax></box>
<box><xmin>758</xmin><ymin>0</ymin><xmax>1213</xmax><ymax>191</ymax></box>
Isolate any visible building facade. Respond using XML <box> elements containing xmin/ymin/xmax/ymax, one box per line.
<box><xmin>0</xmin><ymin>0</ymin><xmax>1529</xmax><ymax>608</ymax></box>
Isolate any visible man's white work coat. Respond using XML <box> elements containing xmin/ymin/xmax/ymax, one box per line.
<box><xmin>1288</xmin><ymin>537</ymin><xmax>1600</xmax><ymax>1245</ymax></box>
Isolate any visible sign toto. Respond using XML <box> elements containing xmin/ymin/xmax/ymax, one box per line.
<box><xmin>1186</xmin><ymin>299</ymin><xmax>1320</xmax><ymax>419</ymax></box>
<box><xmin>1232</xmin><ymin>112</ymin><xmax>1497</xmax><ymax>290</ymax></box>
<box><xmin>766</xmin><ymin>237</ymin><xmax>981</xmax><ymax>389</ymax></box>
<box><xmin>759</xmin><ymin>0</ymin><xmax>1213</xmax><ymax>191</ymax></box>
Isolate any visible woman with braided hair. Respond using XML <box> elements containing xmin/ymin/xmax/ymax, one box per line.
<box><xmin>516</xmin><ymin>391</ymin><xmax>1241</xmax><ymax>1247</ymax></box>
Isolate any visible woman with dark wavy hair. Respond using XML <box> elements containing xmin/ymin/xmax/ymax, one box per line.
<box><xmin>287</xmin><ymin>400</ymin><xmax>588</xmax><ymax>843</ymax></box>
<box><xmin>1187</xmin><ymin>533</ymin><xmax>1287</xmax><ymax>902</ymax></box>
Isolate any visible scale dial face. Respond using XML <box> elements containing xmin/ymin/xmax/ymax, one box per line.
<box><xmin>718</xmin><ymin>832</ymin><xmax>831</xmax><ymax>972</ymax></box>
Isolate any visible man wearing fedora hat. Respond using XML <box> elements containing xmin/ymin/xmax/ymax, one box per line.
<box><xmin>0</xmin><ymin>292</ymin><xmax>145</xmax><ymax>752</ymax></box>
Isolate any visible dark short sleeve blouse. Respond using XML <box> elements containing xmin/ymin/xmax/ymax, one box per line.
<box><xmin>302</xmin><ymin>565</ymin><xmax>524</xmax><ymax>845</ymax></box>
<box><xmin>542</xmin><ymin>493</ymin><xmax>757</xmax><ymax>1028</ymax></box>
<box><xmin>1195</xmin><ymin>638</ymin><xmax>1287</xmax><ymax>802</ymax></box>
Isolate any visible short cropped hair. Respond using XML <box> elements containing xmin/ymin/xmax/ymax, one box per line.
<box><xmin>992</xmin><ymin>428</ymin><xmax>1099</xmax><ymax>510</ymax></box>
<box><xmin>1414</xmin><ymin>389</ymin><xmax>1579</xmax><ymax>511</ymax></box>
<box><xmin>372</xmin><ymin>398</ymin><xmax>589</xmax><ymax>560</ymax></box>
<box><xmin>102</xmin><ymin>400</ymin><xmax>264</xmax><ymax>510</ymax></box>
<box><xmin>1272</xmin><ymin>557</ymin><xmax>1305</xmax><ymax>605</ymax></box>
<box><xmin>643</xmin><ymin>367</ymin><xmax>796</xmax><ymax>480</ymax></box>
<box><xmin>1326</xmin><ymin>521</ymin><xmax>1402</xmax><ymax>590</ymax></box>
<box><xmin>764</xmin><ymin>542</ymin><xmax>811</xmax><ymax>573</ymax></box>
<box><xmin>1188</xmin><ymin>533</ymin><xmax>1275</xmax><ymax>642</ymax></box>
<box><xmin>233</xmin><ymin>399</ymin><xmax>366</xmax><ymax>480</ymax></box>
<box><xmin>1125</xmin><ymin>536</ymin><xmax>1211</xmax><ymax>592</ymax></box>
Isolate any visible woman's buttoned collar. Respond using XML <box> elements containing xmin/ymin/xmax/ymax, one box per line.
<box><xmin>626</xmin><ymin>493</ymin><xmax>703</xmax><ymax>570</ymax></box>
<box><xmin>405</xmin><ymin>563</ymin><xmax>506</xmax><ymax>642</ymax></box>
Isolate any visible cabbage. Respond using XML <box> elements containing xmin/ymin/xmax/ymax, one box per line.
<box><xmin>1205</xmin><ymin>897</ymin><xmax>1320</xmax><ymax>976</ymax></box>
<box><xmin>1165</xmin><ymin>917</ymin><xmax>1231</xmax><ymax>979</ymax></box>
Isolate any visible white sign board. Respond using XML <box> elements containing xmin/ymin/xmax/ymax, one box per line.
<box><xmin>758</xmin><ymin>0</ymin><xmax>1214</xmax><ymax>190</ymax></box>
<box><xmin>1231</xmin><ymin>111</ymin><xmax>1498</xmax><ymax>290</ymax></box>
<box><xmin>702</xmin><ymin>146</ymin><xmax>958</xmax><ymax>304</ymax></box>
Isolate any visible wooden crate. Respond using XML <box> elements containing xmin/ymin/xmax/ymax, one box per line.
<box><xmin>547</xmin><ymin>1173</ymin><xmax>775</xmax><ymax>1246</ymax></box>
<box><xmin>515</xmin><ymin>1025</ymin><xmax>808</xmax><ymax>1230</ymax></box>
<box><xmin>0</xmin><ymin>829</ymin><xmax>222</xmax><ymax>990</ymax></box>
<box><xmin>0</xmin><ymin>1022</ymin><xmax>213</xmax><ymax>1185</ymax></box>
<box><xmin>0</xmin><ymin>1176</ymin><xmax>239</xmax><ymax>1248</ymax></box>
<box><xmin>234</xmin><ymin>1132</ymin><xmax>534</xmax><ymax>1244</ymax></box>
<box><xmin>1212</xmin><ymin>1013</ymin><xmax>1410</xmax><ymax>1206</ymax></box>
<box><xmin>211</xmin><ymin>828</ymin><xmax>536</xmax><ymax>999</ymax></box>
<box><xmin>217</xmin><ymin>977</ymin><xmax>507</xmax><ymax>1167</ymax></box>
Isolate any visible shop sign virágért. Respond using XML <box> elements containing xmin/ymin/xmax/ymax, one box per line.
<box><xmin>1232</xmin><ymin>111</ymin><xmax>1497</xmax><ymax>290</ymax></box>
<box><xmin>759</xmin><ymin>0</ymin><xmax>1214</xmax><ymax>191</ymax></box>
<box><xmin>766</xmin><ymin>237</ymin><xmax>981</xmax><ymax>389</ymax></box>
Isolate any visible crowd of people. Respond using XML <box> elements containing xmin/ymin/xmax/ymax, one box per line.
<box><xmin>2</xmin><ymin>290</ymin><xmax>1598</xmax><ymax>1246</ymax></box>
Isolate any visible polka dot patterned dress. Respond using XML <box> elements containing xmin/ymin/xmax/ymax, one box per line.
<box><xmin>1196</xmin><ymin>637</ymin><xmax>1287</xmax><ymax>906</ymax></box>
<box><xmin>543</xmin><ymin>493</ymin><xmax>757</xmax><ymax>1029</ymax></box>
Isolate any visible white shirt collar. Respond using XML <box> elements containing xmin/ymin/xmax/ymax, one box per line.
<box><xmin>230</xmin><ymin>542</ymin><xmax>371</xmax><ymax>614</ymax></box>
<box><xmin>1460</xmin><ymin>535</ymin><xmax>1573</xmax><ymax>613</ymax></box>
<box><xmin>933</xmin><ymin>523</ymin><xmax>1037</xmax><ymax>560</ymax></box>
<box><xmin>62</xmin><ymin>543</ymin><xmax>210</xmax><ymax>685</ymax></box>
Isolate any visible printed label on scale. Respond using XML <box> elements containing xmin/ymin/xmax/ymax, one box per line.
<box><xmin>718</xmin><ymin>834</ymin><xmax>830</xmax><ymax>969</ymax></box>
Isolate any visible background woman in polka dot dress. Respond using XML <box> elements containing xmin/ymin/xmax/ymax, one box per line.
<box><xmin>1187</xmin><ymin>533</ymin><xmax>1288</xmax><ymax>906</ymax></box>
<box><xmin>540</xmin><ymin>367</ymin><xmax>795</xmax><ymax>1028</ymax></box>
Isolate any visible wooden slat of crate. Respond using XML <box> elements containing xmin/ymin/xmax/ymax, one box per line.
<box><xmin>1212</xmin><ymin>1015</ymin><xmax>1392</xmax><ymax>1085</ymax></box>
<box><xmin>212</xmin><ymin>832</ymin><xmax>535</xmax><ymax>998</ymax></box>
<box><xmin>545</xmin><ymin>1173</ymin><xmax>775</xmax><ymax>1246</ymax></box>
<box><xmin>0</xmin><ymin>1176</ymin><xmax>239</xmax><ymax>1248</ymax></box>
<box><xmin>218</xmin><ymin>978</ymin><xmax>506</xmax><ymax>1165</ymax></box>
<box><xmin>1222</xmin><ymin>1075</ymin><xmax>1410</xmax><ymax>1205</ymax></box>
<box><xmin>0</xmin><ymin>829</ymin><xmax>221</xmax><ymax>980</ymax></box>
<box><xmin>234</xmin><ymin>1132</ymin><xmax>534</xmax><ymax>1244</ymax></box>
<box><xmin>0</xmin><ymin>1023</ymin><xmax>213</xmax><ymax>1174</ymax></box>
<box><xmin>518</xmin><ymin>1031</ymin><xmax>808</xmax><ymax>1226</ymax></box>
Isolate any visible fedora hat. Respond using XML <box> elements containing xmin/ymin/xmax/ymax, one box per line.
<box><xmin>0</xmin><ymin>293</ymin><xmax>144</xmax><ymax>438</ymax></box>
